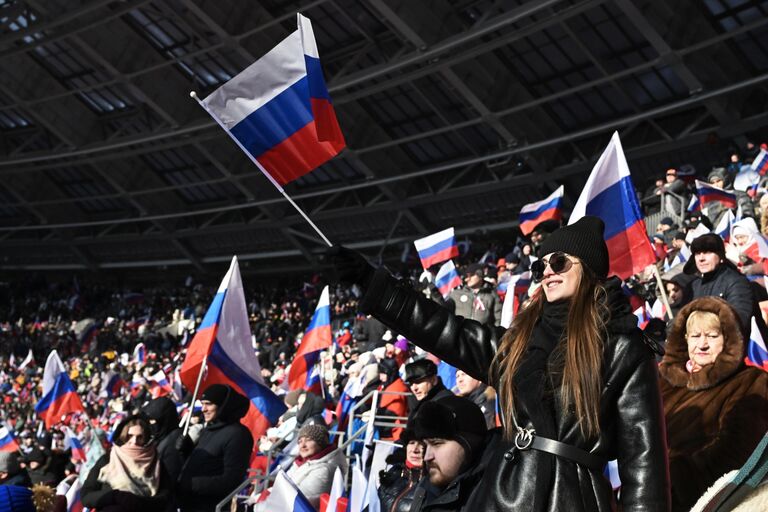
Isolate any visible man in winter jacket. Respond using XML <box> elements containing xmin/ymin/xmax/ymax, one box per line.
<box><xmin>684</xmin><ymin>233</ymin><xmax>754</xmax><ymax>332</ymax></box>
<box><xmin>409</xmin><ymin>395</ymin><xmax>499</xmax><ymax>512</ymax></box>
<box><xmin>404</xmin><ymin>359</ymin><xmax>453</xmax><ymax>422</ymax></box>
<box><xmin>0</xmin><ymin>452</ymin><xmax>31</xmax><ymax>488</ymax></box>
<box><xmin>455</xmin><ymin>370</ymin><xmax>496</xmax><ymax>429</ymax></box>
<box><xmin>446</xmin><ymin>264</ymin><xmax>502</xmax><ymax>327</ymax></box>
<box><xmin>176</xmin><ymin>384</ymin><xmax>253</xmax><ymax>512</ymax></box>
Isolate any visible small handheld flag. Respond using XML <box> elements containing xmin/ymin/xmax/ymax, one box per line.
<box><xmin>0</xmin><ymin>425</ymin><xmax>19</xmax><ymax>452</ymax></box>
<box><xmin>414</xmin><ymin>228</ymin><xmax>459</xmax><ymax>270</ymax></box>
<box><xmin>434</xmin><ymin>260</ymin><xmax>461</xmax><ymax>298</ymax></box>
<box><xmin>518</xmin><ymin>185</ymin><xmax>564</xmax><ymax>235</ymax></box>
<box><xmin>746</xmin><ymin>317</ymin><xmax>768</xmax><ymax>371</ymax></box>
<box><xmin>695</xmin><ymin>180</ymin><xmax>737</xmax><ymax>209</ymax></box>
<box><xmin>751</xmin><ymin>148</ymin><xmax>768</xmax><ymax>176</ymax></box>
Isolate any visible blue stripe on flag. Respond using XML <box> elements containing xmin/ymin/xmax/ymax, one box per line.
<box><xmin>305</xmin><ymin>304</ymin><xmax>330</xmax><ymax>333</ymax></box>
<box><xmin>519</xmin><ymin>196</ymin><xmax>561</xmax><ymax>222</ymax></box>
<box><xmin>305</xmin><ymin>56</ymin><xmax>330</xmax><ymax>100</ymax></box>
<box><xmin>209</xmin><ymin>342</ymin><xmax>287</xmax><ymax>424</ymax></box>
<box><xmin>199</xmin><ymin>291</ymin><xmax>226</xmax><ymax>330</ymax></box>
<box><xmin>230</xmin><ymin>76</ymin><xmax>312</xmax><ymax>158</ymax></box>
<box><xmin>418</xmin><ymin>237</ymin><xmax>456</xmax><ymax>259</ymax></box>
<box><xmin>585</xmin><ymin>175</ymin><xmax>644</xmax><ymax>240</ymax></box>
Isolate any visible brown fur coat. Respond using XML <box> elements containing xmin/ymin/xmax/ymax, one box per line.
<box><xmin>659</xmin><ymin>296</ymin><xmax>768</xmax><ymax>512</ymax></box>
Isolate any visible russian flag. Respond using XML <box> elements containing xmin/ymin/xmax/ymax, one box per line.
<box><xmin>102</xmin><ymin>371</ymin><xmax>126</xmax><ymax>398</ymax></box>
<box><xmin>414</xmin><ymin>227</ymin><xmax>459</xmax><ymax>270</ymax></box>
<box><xmin>288</xmin><ymin>286</ymin><xmax>332</xmax><ymax>393</ymax></box>
<box><xmin>435</xmin><ymin>260</ymin><xmax>461</xmax><ymax>298</ymax></box>
<box><xmin>746</xmin><ymin>316</ymin><xmax>768</xmax><ymax>371</ymax></box>
<box><xmin>63</xmin><ymin>427</ymin><xmax>86</xmax><ymax>462</ymax></box>
<box><xmin>714</xmin><ymin>209</ymin><xmax>735</xmax><ymax>242</ymax></box>
<box><xmin>34</xmin><ymin>351</ymin><xmax>85</xmax><ymax>428</ymax></box>
<box><xmin>260</xmin><ymin>470</ymin><xmax>315</xmax><ymax>512</ymax></box>
<box><xmin>148</xmin><ymin>370</ymin><xmax>173</xmax><ymax>399</ymax></box>
<box><xmin>512</xmin><ymin>271</ymin><xmax>532</xmax><ymax>297</ymax></box>
<box><xmin>130</xmin><ymin>374</ymin><xmax>145</xmax><ymax>397</ymax></box>
<box><xmin>569</xmin><ymin>132</ymin><xmax>656</xmax><ymax>280</ymax></box>
<box><xmin>0</xmin><ymin>425</ymin><xmax>19</xmax><ymax>452</ymax></box>
<box><xmin>518</xmin><ymin>185</ymin><xmax>564</xmax><ymax>235</ymax></box>
<box><xmin>500</xmin><ymin>284</ymin><xmax>516</xmax><ymax>329</ymax></box>
<box><xmin>79</xmin><ymin>322</ymin><xmax>99</xmax><ymax>354</ymax></box>
<box><xmin>687</xmin><ymin>195</ymin><xmax>701</xmax><ymax>213</ymax></box>
<box><xmin>180</xmin><ymin>256</ymin><xmax>287</xmax><ymax>446</ymax></box>
<box><xmin>200</xmin><ymin>14</ymin><xmax>345</xmax><ymax>186</ymax></box>
<box><xmin>696</xmin><ymin>180</ymin><xmax>737</xmax><ymax>209</ymax></box>
<box><xmin>751</xmin><ymin>148</ymin><xmax>768</xmax><ymax>176</ymax></box>
<box><xmin>65</xmin><ymin>478</ymin><xmax>84</xmax><ymax>512</ymax></box>
<box><xmin>634</xmin><ymin>304</ymin><xmax>650</xmax><ymax>329</ymax></box>
<box><xmin>650</xmin><ymin>299</ymin><xmax>666</xmax><ymax>320</ymax></box>
<box><xmin>133</xmin><ymin>343</ymin><xmax>146</xmax><ymax>365</ymax></box>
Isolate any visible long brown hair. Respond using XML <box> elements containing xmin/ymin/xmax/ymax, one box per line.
<box><xmin>491</xmin><ymin>263</ymin><xmax>607</xmax><ymax>440</ymax></box>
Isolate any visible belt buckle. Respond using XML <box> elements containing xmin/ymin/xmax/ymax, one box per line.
<box><xmin>514</xmin><ymin>427</ymin><xmax>535</xmax><ymax>450</ymax></box>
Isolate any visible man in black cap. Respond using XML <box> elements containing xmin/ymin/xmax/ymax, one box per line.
<box><xmin>445</xmin><ymin>263</ymin><xmax>502</xmax><ymax>327</ymax></box>
<box><xmin>404</xmin><ymin>359</ymin><xmax>454</xmax><ymax>422</ymax></box>
<box><xmin>176</xmin><ymin>384</ymin><xmax>253</xmax><ymax>512</ymax></box>
<box><xmin>684</xmin><ymin>233</ymin><xmax>753</xmax><ymax>331</ymax></box>
<box><xmin>409</xmin><ymin>395</ymin><xmax>499</xmax><ymax>512</ymax></box>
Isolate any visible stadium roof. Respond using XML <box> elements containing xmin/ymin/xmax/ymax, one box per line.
<box><xmin>0</xmin><ymin>0</ymin><xmax>766</xmax><ymax>274</ymax></box>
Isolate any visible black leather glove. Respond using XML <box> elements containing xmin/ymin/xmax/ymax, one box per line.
<box><xmin>326</xmin><ymin>246</ymin><xmax>375</xmax><ymax>288</ymax></box>
<box><xmin>175</xmin><ymin>433</ymin><xmax>194</xmax><ymax>456</ymax></box>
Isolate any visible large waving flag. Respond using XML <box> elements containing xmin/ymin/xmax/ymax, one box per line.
<box><xmin>746</xmin><ymin>317</ymin><xmax>768</xmax><ymax>371</ymax></box>
<box><xmin>569</xmin><ymin>132</ymin><xmax>655</xmax><ymax>279</ymax></box>
<box><xmin>180</xmin><ymin>256</ymin><xmax>287</xmax><ymax>443</ymax></box>
<box><xmin>751</xmin><ymin>148</ymin><xmax>768</xmax><ymax>176</ymax></box>
<box><xmin>414</xmin><ymin>228</ymin><xmax>459</xmax><ymax>270</ymax></box>
<box><xmin>518</xmin><ymin>185</ymin><xmax>564</xmax><ymax>235</ymax></box>
<box><xmin>435</xmin><ymin>260</ymin><xmax>461</xmax><ymax>298</ymax></box>
<box><xmin>288</xmin><ymin>286</ymin><xmax>332</xmax><ymax>393</ymax></box>
<box><xmin>695</xmin><ymin>180</ymin><xmax>737</xmax><ymax>209</ymax></box>
<box><xmin>0</xmin><ymin>425</ymin><xmax>18</xmax><ymax>452</ymax></box>
<box><xmin>200</xmin><ymin>14</ymin><xmax>345</xmax><ymax>186</ymax></box>
<box><xmin>35</xmin><ymin>351</ymin><xmax>85</xmax><ymax>428</ymax></box>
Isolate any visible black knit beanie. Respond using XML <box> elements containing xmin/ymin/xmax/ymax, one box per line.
<box><xmin>412</xmin><ymin>396</ymin><xmax>487</xmax><ymax>464</ymax></box>
<box><xmin>539</xmin><ymin>216</ymin><xmax>609</xmax><ymax>278</ymax></box>
<box><xmin>200</xmin><ymin>384</ymin><xmax>229</xmax><ymax>407</ymax></box>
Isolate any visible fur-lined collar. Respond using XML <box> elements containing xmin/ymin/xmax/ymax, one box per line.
<box><xmin>659</xmin><ymin>296</ymin><xmax>744</xmax><ymax>390</ymax></box>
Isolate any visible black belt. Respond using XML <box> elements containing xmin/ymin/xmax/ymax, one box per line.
<box><xmin>513</xmin><ymin>430</ymin><xmax>607</xmax><ymax>472</ymax></box>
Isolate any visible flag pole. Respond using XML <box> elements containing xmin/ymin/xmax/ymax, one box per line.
<box><xmin>182</xmin><ymin>356</ymin><xmax>207</xmax><ymax>437</ymax></box>
<box><xmin>190</xmin><ymin>91</ymin><xmax>333</xmax><ymax>247</ymax></box>
<box><xmin>651</xmin><ymin>264</ymin><xmax>674</xmax><ymax>321</ymax></box>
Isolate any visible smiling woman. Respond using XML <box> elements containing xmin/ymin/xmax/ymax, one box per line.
<box><xmin>660</xmin><ymin>297</ymin><xmax>768</xmax><ymax>511</ymax></box>
<box><xmin>329</xmin><ymin>215</ymin><xmax>671</xmax><ymax>511</ymax></box>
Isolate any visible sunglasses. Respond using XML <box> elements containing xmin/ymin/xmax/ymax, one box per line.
<box><xmin>530</xmin><ymin>252</ymin><xmax>577</xmax><ymax>282</ymax></box>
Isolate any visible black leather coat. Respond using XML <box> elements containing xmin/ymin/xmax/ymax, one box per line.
<box><xmin>359</xmin><ymin>269</ymin><xmax>671</xmax><ymax>512</ymax></box>
<box><xmin>379</xmin><ymin>463</ymin><xmax>423</xmax><ymax>512</ymax></box>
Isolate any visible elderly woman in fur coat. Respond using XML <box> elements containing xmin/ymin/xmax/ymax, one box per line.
<box><xmin>659</xmin><ymin>296</ymin><xmax>768</xmax><ymax>511</ymax></box>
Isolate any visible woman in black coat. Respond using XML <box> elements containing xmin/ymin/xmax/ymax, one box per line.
<box><xmin>331</xmin><ymin>216</ymin><xmax>670</xmax><ymax>512</ymax></box>
<box><xmin>81</xmin><ymin>416</ymin><xmax>171</xmax><ymax>512</ymax></box>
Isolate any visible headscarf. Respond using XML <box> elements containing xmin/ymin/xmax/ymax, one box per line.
<box><xmin>98</xmin><ymin>443</ymin><xmax>161</xmax><ymax>497</ymax></box>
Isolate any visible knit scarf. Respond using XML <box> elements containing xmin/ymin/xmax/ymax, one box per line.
<box><xmin>98</xmin><ymin>444</ymin><xmax>161</xmax><ymax>497</ymax></box>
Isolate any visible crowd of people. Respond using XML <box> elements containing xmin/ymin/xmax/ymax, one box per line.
<box><xmin>1</xmin><ymin>139</ymin><xmax>768</xmax><ymax>511</ymax></box>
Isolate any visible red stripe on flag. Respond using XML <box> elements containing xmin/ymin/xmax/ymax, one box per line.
<box><xmin>519</xmin><ymin>208</ymin><xmax>562</xmax><ymax>236</ymax></box>
<box><xmin>259</xmin><ymin>120</ymin><xmax>345</xmax><ymax>186</ymax></box>
<box><xmin>605</xmin><ymin>220</ymin><xmax>656</xmax><ymax>280</ymax></box>
<box><xmin>295</xmin><ymin>325</ymin><xmax>332</xmax><ymax>358</ymax></box>
<box><xmin>40</xmin><ymin>392</ymin><xmax>85</xmax><ymax>429</ymax></box>
<box><xmin>179</xmin><ymin>325</ymin><xmax>217</xmax><ymax>391</ymax></box>
<box><xmin>420</xmin><ymin>246</ymin><xmax>460</xmax><ymax>269</ymax></box>
<box><xmin>311</xmin><ymin>98</ymin><xmax>345</xmax><ymax>145</ymax></box>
